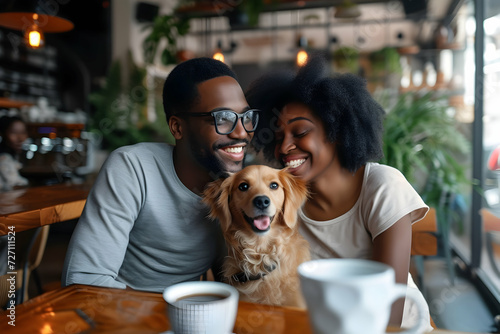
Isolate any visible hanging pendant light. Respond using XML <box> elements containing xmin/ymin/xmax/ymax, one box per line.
<box><xmin>295</xmin><ymin>34</ymin><xmax>308</xmax><ymax>67</ymax></box>
<box><xmin>213</xmin><ymin>50</ymin><xmax>225</xmax><ymax>63</ymax></box>
<box><xmin>212</xmin><ymin>40</ymin><xmax>225</xmax><ymax>63</ymax></box>
<box><xmin>0</xmin><ymin>1</ymin><xmax>74</xmax><ymax>49</ymax></box>
<box><xmin>296</xmin><ymin>50</ymin><xmax>308</xmax><ymax>67</ymax></box>
<box><xmin>24</xmin><ymin>14</ymin><xmax>44</xmax><ymax>48</ymax></box>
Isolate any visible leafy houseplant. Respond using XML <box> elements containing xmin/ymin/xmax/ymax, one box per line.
<box><xmin>369</xmin><ymin>47</ymin><xmax>402</xmax><ymax>76</ymax></box>
<box><xmin>227</xmin><ymin>0</ymin><xmax>278</xmax><ymax>27</ymax></box>
<box><xmin>380</xmin><ymin>92</ymin><xmax>470</xmax><ymax>207</ymax></box>
<box><xmin>89</xmin><ymin>54</ymin><xmax>174</xmax><ymax>151</ymax></box>
<box><xmin>142</xmin><ymin>14</ymin><xmax>190</xmax><ymax>65</ymax></box>
<box><xmin>332</xmin><ymin>46</ymin><xmax>360</xmax><ymax>74</ymax></box>
<box><xmin>379</xmin><ymin>92</ymin><xmax>471</xmax><ymax>283</ymax></box>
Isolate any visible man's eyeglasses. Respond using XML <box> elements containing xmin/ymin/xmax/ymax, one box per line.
<box><xmin>180</xmin><ymin>109</ymin><xmax>260</xmax><ymax>135</ymax></box>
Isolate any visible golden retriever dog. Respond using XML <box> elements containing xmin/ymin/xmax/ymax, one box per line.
<box><xmin>203</xmin><ymin>165</ymin><xmax>310</xmax><ymax>308</ymax></box>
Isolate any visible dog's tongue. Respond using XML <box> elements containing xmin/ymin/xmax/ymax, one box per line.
<box><xmin>253</xmin><ymin>215</ymin><xmax>270</xmax><ymax>230</ymax></box>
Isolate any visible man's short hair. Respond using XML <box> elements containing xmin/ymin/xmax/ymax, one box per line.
<box><xmin>162</xmin><ymin>57</ymin><xmax>238</xmax><ymax>121</ymax></box>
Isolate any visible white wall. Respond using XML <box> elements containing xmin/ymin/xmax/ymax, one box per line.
<box><xmin>112</xmin><ymin>0</ymin><xmax>176</xmax><ymax>67</ymax></box>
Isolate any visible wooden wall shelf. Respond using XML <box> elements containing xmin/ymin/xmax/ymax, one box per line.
<box><xmin>0</xmin><ymin>97</ymin><xmax>33</xmax><ymax>109</ymax></box>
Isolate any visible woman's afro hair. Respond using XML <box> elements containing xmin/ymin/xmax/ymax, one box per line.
<box><xmin>247</xmin><ymin>55</ymin><xmax>385</xmax><ymax>172</ymax></box>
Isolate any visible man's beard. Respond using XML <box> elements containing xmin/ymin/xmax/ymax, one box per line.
<box><xmin>188</xmin><ymin>136</ymin><xmax>246</xmax><ymax>179</ymax></box>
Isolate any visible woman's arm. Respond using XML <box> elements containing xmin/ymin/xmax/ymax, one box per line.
<box><xmin>372</xmin><ymin>213</ymin><xmax>413</xmax><ymax>327</ymax></box>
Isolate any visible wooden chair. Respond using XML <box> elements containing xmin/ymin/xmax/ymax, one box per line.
<box><xmin>411</xmin><ymin>208</ymin><xmax>438</xmax><ymax>299</ymax></box>
<box><xmin>409</xmin><ymin>208</ymin><xmax>439</xmax><ymax>329</ymax></box>
<box><xmin>0</xmin><ymin>274</ymin><xmax>12</xmax><ymax>309</ymax></box>
<box><xmin>412</xmin><ymin>208</ymin><xmax>438</xmax><ymax>256</ymax></box>
<box><xmin>13</xmin><ymin>225</ymin><xmax>50</xmax><ymax>304</ymax></box>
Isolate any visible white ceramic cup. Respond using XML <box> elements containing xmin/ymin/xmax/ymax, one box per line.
<box><xmin>298</xmin><ymin>258</ymin><xmax>428</xmax><ymax>334</ymax></box>
<box><xmin>163</xmin><ymin>281</ymin><xmax>239</xmax><ymax>334</ymax></box>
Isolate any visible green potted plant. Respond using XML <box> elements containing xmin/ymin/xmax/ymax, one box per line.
<box><xmin>369</xmin><ymin>47</ymin><xmax>402</xmax><ymax>76</ymax></box>
<box><xmin>379</xmin><ymin>92</ymin><xmax>471</xmax><ymax>283</ymax></box>
<box><xmin>332</xmin><ymin>46</ymin><xmax>360</xmax><ymax>73</ymax></box>
<box><xmin>142</xmin><ymin>14</ymin><xmax>191</xmax><ymax>65</ymax></box>
<box><xmin>89</xmin><ymin>53</ymin><xmax>174</xmax><ymax>151</ymax></box>
<box><xmin>380</xmin><ymin>92</ymin><xmax>470</xmax><ymax>203</ymax></box>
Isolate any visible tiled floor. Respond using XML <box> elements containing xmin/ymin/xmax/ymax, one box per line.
<box><xmin>423</xmin><ymin>258</ymin><xmax>497</xmax><ymax>333</ymax></box>
<box><xmin>27</xmin><ymin>221</ymin><xmax>499</xmax><ymax>333</ymax></box>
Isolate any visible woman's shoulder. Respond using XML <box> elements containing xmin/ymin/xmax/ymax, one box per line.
<box><xmin>361</xmin><ymin>163</ymin><xmax>428</xmax><ymax>231</ymax></box>
<box><xmin>364</xmin><ymin>163</ymin><xmax>408</xmax><ymax>188</ymax></box>
<box><xmin>362</xmin><ymin>162</ymin><xmax>421</xmax><ymax>204</ymax></box>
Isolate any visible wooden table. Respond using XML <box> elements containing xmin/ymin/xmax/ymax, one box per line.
<box><xmin>0</xmin><ymin>183</ymin><xmax>90</xmax><ymax>236</ymax></box>
<box><xmin>0</xmin><ymin>284</ymin><xmax>481</xmax><ymax>333</ymax></box>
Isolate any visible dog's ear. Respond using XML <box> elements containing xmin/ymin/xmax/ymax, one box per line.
<box><xmin>202</xmin><ymin>176</ymin><xmax>233</xmax><ymax>233</ymax></box>
<box><xmin>278</xmin><ymin>169</ymin><xmax>308</xmax><ymax>229</ymax></box>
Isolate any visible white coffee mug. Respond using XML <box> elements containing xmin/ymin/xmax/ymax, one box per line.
<box><xmin>298</xmin><ymin>258</ymin><xmax>429</xmax><ymax>334</ymax></box>
<box><xmin>163</xmin><ymin>281</ymin><xmax>239</xmax><ymax>334</ymax></box>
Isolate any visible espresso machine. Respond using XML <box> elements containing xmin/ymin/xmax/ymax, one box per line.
<box><xmin>20</xmin><ymin>122</ymin><xmax>93</xmax><ymax>185</ymax></box>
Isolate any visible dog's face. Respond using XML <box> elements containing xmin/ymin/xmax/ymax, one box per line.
<box><xmin>226</xmin><ymin>166</ymin><xmax>285</xmax><ymax>234</ymax></box>
<box><xmin>203</xmin><ymin>165</ymin><xmax>308</xmax><ymax>238</ymax></box>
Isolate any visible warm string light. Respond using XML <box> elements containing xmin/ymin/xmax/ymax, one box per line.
<box><xmin>24</xmin><ymin>13</ymin><xmax>44</xmax><ymax>49</ymax></box>
<box><xmin>296</xmin><ymin>49</ymin><xmax>308</xmax><ymax>67</ymax></box>
<box><xmin>213</xmin><ymin>51</ymin><xmax>225</xmax><ymax>63</ymax></box>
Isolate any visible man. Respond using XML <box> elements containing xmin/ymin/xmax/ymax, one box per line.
<box><xmin>62</xmin><ymin>58</ymin><xmax>258</xmax><ymax>292</ymax></box>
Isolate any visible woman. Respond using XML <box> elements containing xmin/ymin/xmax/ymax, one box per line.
<box><xmin>0</xmin><ymin>115</ymin><xmax>29</xmax><ymax>191</ymax></box>
<box><xmin>247</xmin><ymin>56</ymin><xmax>432</xmax><ymax>330</ymax></box>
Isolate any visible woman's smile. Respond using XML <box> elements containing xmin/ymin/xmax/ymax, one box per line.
<box><xmin>275</xmin><ymin>102</ymin><xmax>336</xmax><ymax>182</ymax></box>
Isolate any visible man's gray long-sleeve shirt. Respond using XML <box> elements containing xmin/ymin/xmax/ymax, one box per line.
<box><xmin>62</xmin><ymin>143</ymin><xmax>225</xmax><ymax>292</ymax></box>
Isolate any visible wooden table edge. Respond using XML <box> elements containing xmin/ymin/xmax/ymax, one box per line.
<box><xmin>0</xmin><ymin>198</ymin><xmax>87</xmax><ymax>236</ymax></box>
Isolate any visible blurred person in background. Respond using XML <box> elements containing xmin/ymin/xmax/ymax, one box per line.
<box><xmin>0</xmin><ymin>115</ymin><xmax>29</xmax><ymax>191</ymax></box>
<box><xmin>0</xmin><ymin>115</ymin><xmax>29</xmax><ymax>287</ymax></box>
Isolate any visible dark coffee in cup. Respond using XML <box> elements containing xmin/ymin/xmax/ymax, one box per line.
<box><xmin>174</xmin><ymin>293</ymin><xmax>228</xmax><ymax>305</ymax></box>
<box><xmin>163</xmin><ymin>281</ymin><xmax>239</xmax><ymax>334</ymax></box>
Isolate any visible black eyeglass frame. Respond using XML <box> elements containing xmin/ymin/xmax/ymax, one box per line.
<box><xmin>178</xmin><ymin>109</ymin><xmax>260</xmax><ymax>135</ymax></box>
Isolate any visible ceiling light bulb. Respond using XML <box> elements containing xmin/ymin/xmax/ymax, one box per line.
<box><xmin>213</xmin><ymin>51</ymin><xmax>225</xmax><ymax>63</ymax></box>
<box><xmin>25</xmin><ymin>23</ymin><xmax>44</xmax><ymax>49</ymax></box>
<box><xmin>296</xmin><ymin>50</ymin><xmax>308</xmax><ymax>67</ymax></box>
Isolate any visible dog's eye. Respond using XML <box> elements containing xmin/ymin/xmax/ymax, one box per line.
<box><xmin>238</xmin><ymin>182</ymin><xmax>249</xmax><ymax>191</ymax></box>
<box><xmin>270</xmin><ymin>182</ymin><xmax>279</xmax><ymax>190</ymax></box>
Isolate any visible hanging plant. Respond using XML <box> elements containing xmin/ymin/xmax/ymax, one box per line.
<box><xmin>332</xmin><ymin>46</ymin><xmax>360</xmax><ymax>73</ymax></box>
<box><xmin>369</xmin><ymin>47</ymin><xmax>402</xmax><ymax>76</ymax></box>
<box><xmin>142</xmin><ymin>14</ymin><xmax>190</xmax><ymax>65</ymax></box>
<box><xmin>227</xmin><ymin>0</ymin><xmax>278</xmax><ymax>28</ymax></box>
<box><xmin>241</xmin><ymin>0</ymin><xmax>266</xmax><ymax>26</ymax></box>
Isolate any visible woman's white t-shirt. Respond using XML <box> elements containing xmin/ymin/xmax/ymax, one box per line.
<box><xmin>299</xmin><ymin>162</ymin><xmax>433</xmax><ymax>331</ymax></box>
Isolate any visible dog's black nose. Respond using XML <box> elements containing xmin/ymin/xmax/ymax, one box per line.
<box><xmin>253</xmin><ymin>196</ymin><xmax>271</xmax><ymax>210</ymax></box>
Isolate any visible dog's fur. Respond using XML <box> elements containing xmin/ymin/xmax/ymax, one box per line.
<box><xmin>203</xmin><ymin>165</ymin><xmax>310</xmax><ymax>308</ymax></box>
